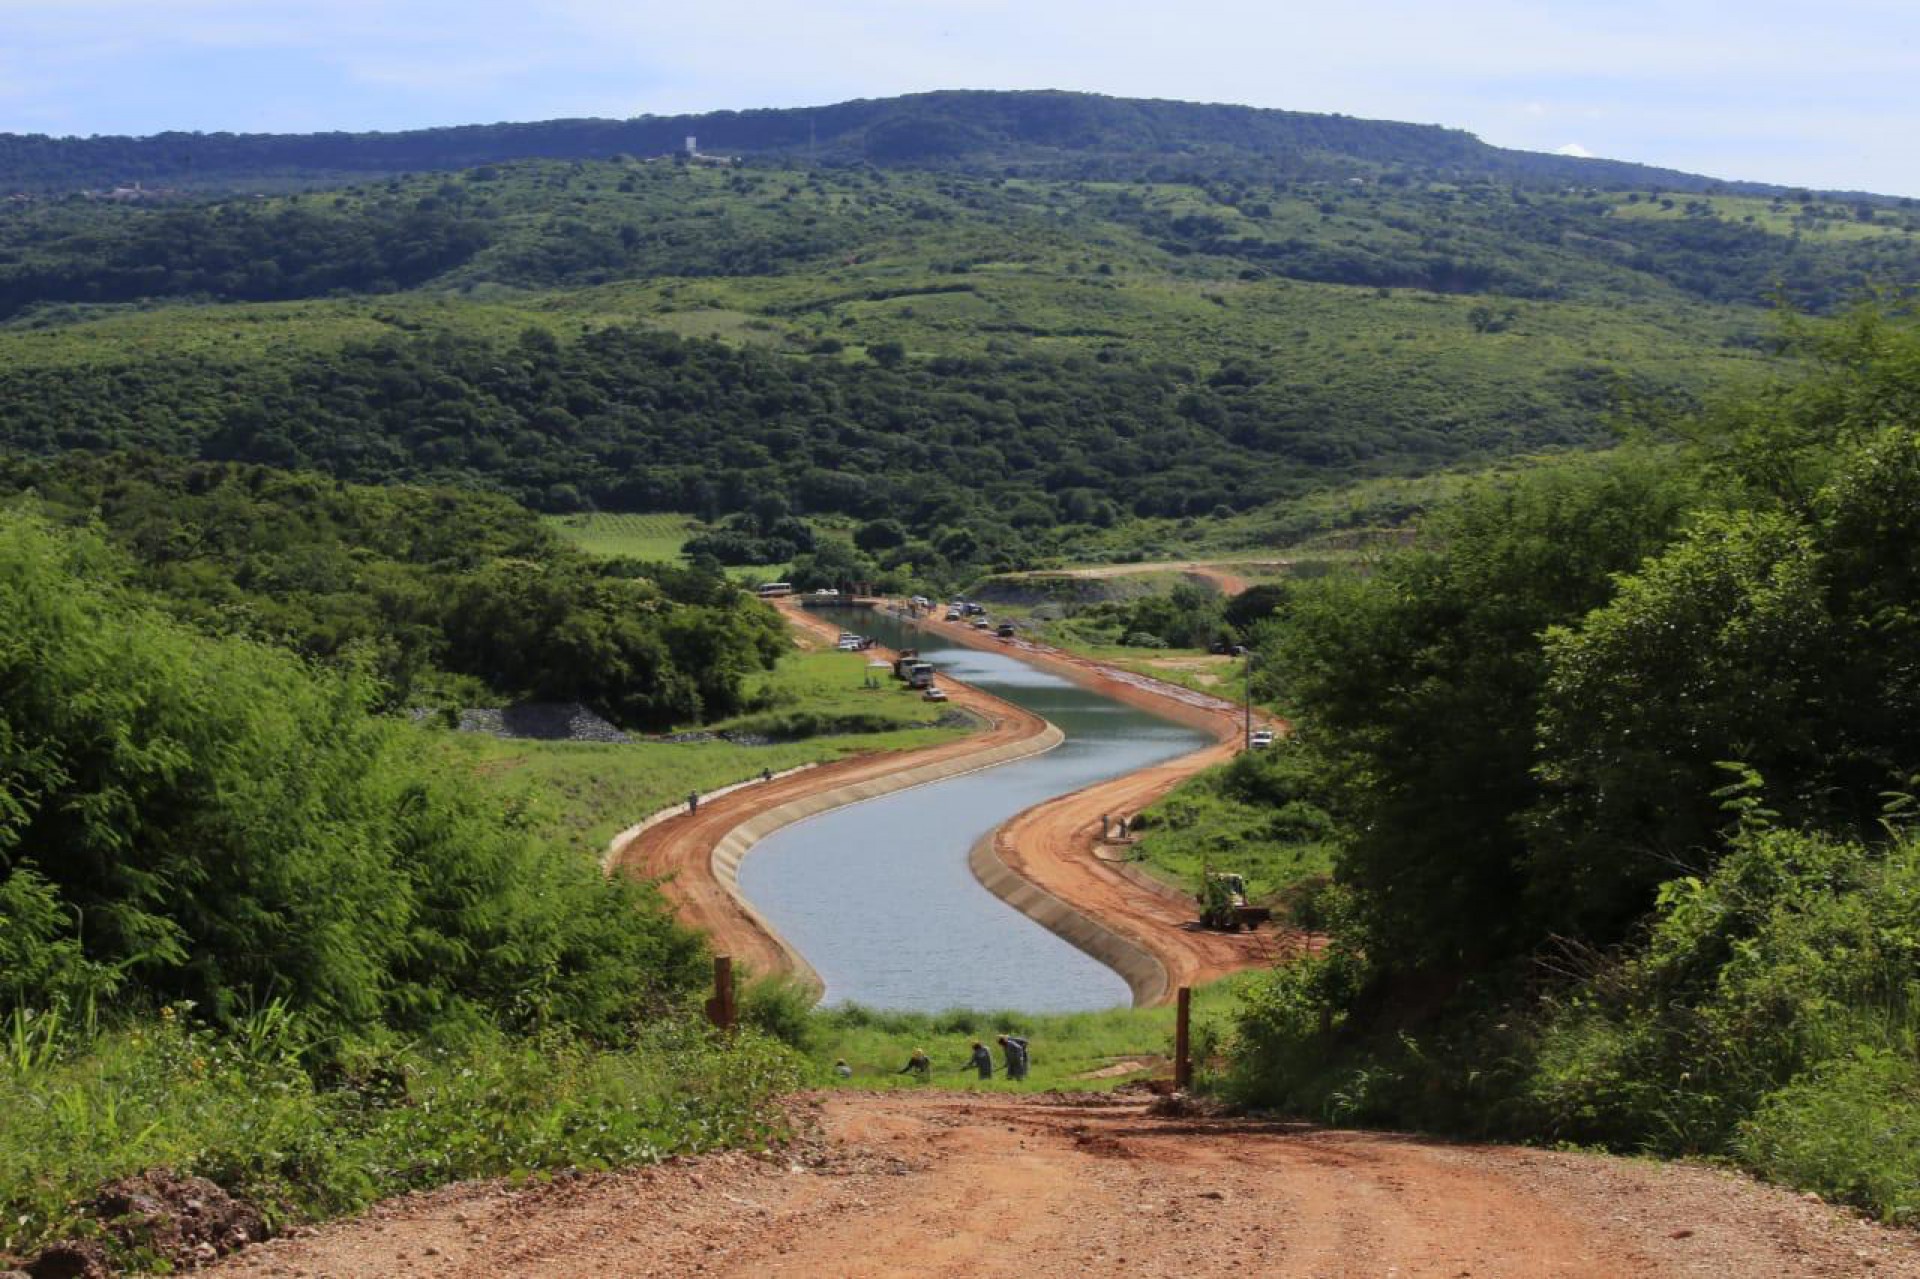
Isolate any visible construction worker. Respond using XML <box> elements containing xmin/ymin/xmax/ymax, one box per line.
<box><xmin>897</xmin><ymin>1048</ymin><xmax>931</xmax><ymax>1080</ymax></box>
<box><xmin>964</xmin><ymin>1040</ymin><xmax>994</xmax><ymax>1080</ymax></box>
<box><xmin>687</xmin><ymin>790</ymin><xmax>699</xmax><ymax>814</ymax></box>
<box><xmin>997</xmin><ymin>1034</ymin><xmax>1030</xmax><ymax>1082</ymax></box>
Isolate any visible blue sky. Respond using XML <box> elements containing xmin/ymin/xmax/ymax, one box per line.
<box><xmin>2</xmin><ymin>0</ymin><xmax>1915</xmax><ymax>195</ymax></box>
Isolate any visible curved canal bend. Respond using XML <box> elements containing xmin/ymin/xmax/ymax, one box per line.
<box><xmin>737</xmin><ymin>607</ymin><xmax>1210</xmax><ymax>1012</ymax></box>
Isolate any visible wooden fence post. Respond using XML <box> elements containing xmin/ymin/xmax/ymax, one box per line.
<box><xmin>705</xmin><ymin>955</ymin><xmax>735</xmax><ymax>1032</ymax></box>
<box><xmin>1174</xmin><ymin>985</ymin><xmax>1193</xmax><ymax>1089</ymax></box>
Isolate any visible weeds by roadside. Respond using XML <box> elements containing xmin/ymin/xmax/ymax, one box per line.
<box><xmin>0</xmin><ymin>1004</ymin><xmax>800</xmax><ymax>1269</ymax></box>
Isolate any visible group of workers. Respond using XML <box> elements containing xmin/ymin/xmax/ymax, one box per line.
<box><xmin>830</xmin><ymin>1035</ymin><xmax>1031</xmax><ymax>1083</ymax></box>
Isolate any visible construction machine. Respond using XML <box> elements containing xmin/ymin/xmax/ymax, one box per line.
<box><xmin>1198</xmin><ymin>872</ymin><xmax>1271</xmax><ymax>931</ymax></box>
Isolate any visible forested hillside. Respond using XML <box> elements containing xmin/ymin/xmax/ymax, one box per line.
<box><xmin>1</xmin><ymin>89</ymin><xmax>1904</xmax><ymax>196</ymax></box>
<box><xmin>0</xmin><ymin>454</ymin><xmax>788</xmax><ymax>726</ymax></box>
<box><xmin>3</xmin><ymin>142</ymin><xmax>1913</xmax><ymax>582</ymax></box>
<box><xmin>1229</xmin><ymin>308</ymin><xmax>1920</xmax><ymax>1222</ymax></box>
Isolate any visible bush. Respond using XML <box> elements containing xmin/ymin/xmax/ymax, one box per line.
<box><xmin>0</xmin><ymin>1011</ymin><xmax>801</xmax><ymax>1265</ymax></box>
<box><xmin>0</xmin><ymin>512</ymin><xmax>704</xmax><ymax>1042</ymax></box>
<box><xmin>739</xmin><ymin>976</ymin><xmax>818</xmax><ymax>1051</ymax></box>
<box><xmin>1739</xmin><ymin>1048</ymin><xmax>1920</xmax><ymax>1223</ymax></box>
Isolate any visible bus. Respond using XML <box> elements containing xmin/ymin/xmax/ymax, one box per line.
<box><xmin>754</xmin><ymin>581</ymin><xmax>793</xmax><ymax>598</ymax></box>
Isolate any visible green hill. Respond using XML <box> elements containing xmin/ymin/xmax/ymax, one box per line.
<box><xmin>4</xmin><ymin>89</ymin><xmax>1909</xmax><ymax>198</ymax></box>
<box><xmin>2</xmin><ymin>95</ymin><xmax>1916</xmax><ymax>579</ymax></box>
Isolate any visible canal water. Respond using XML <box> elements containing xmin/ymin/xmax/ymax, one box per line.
<box><xmin>736</xmin><ymin>607</ymin><xmax>1208</xmax><ymax>1012</ymax></box>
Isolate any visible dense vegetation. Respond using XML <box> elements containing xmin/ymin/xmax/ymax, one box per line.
<box><xmin>0</xmin><ymin>454</ymin><xmax>787</xmax><ymax>727</ymax></box>
<box><xmin>0</xmin><ymin>510</ymin><xmax>808</xmax><ymax>1265</ymax></box>
<box><xmin>0</xmin><ymin>89</ymin><xmax>1890</xmax><ymax>195</ymax></box>
<box><xmin>1226</xmin><ymin>308</ymin><xmax>1920</xmax><ymax>1221</ymax></box>
<box><xmin>1</xmin><ymin>142</ymin><xmax>1910</xmax><ymax>592</ymax></box>
<box><xmin>0</xmin><ymin>196</ymin><xmax>490</xmax><ymax>319</ymax></box>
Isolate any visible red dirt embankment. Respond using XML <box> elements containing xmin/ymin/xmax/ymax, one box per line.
<box><xmin>918</xmin><ymin>611</ymin><xmax>1301</xmax><ymax>1001</ymax></box>
<box><xmin>608</xmin><ymin>603</ymin><xmax>1057</xmax><ymax>988</ymax></box>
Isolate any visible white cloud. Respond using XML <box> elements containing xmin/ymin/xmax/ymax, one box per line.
<box><xmin>1554</xmin><ymin>142</ymin><xmax>1594</xmax><ymax>158</ymax></box>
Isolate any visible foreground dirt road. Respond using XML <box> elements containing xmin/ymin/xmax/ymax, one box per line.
<box><xmin>208</xmin><ymin>1091</ymin><xmax>1920</xmax><ymax>1278</ymax></box>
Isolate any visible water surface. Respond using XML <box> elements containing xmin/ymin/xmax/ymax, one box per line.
<box><xmin>737</xmin><ymin>607</ymin><xmax>1207</xmax><ymax>1011</ymax></box>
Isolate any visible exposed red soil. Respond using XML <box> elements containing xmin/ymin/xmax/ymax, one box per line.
<box><xmin>202</xmin><ymin>1091</ymin><xmax>1920</xmax><ymax>1279</ymax></box>
<box><xmin>920</xmin><ymin>609</ymin><xmax>1302</xmax><ymax>997</ymax></box>
<box><xmin>606</xmin><ymin>603</ymin><xmax>1054</xmax><ymax>982</ymax></box>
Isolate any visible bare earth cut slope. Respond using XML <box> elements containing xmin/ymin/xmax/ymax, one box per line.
<box><xmin>206</xmin><ymin>1091</ymin><xmax>1920</xmax><ymax>1279</ymax></box>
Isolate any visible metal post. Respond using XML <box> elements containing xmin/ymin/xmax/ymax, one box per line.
<box><xmin>1174</xmin><ymin>986</ymin><xmax>1193</xmax><ymax>1089</ymax></box>
<box><xmin>706</xmin><ymin>955</ymin><xmax>735</xmax><ymax>1032</ymax></box>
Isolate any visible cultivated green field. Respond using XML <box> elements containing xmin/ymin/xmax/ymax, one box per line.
<box><xmin>546</xmin><ymin>511</ymin><xmax>703</xmax><ymax>561</ymax></box>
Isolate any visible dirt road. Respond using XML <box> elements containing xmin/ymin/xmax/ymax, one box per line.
<box><xmin>207</xmin><ymin>1091</ymin><xmax>1920</xmax><ymax>1278</ymax></box>
<box><xmin>997</xmin><ymin>560</ymin><xmax>1273</xmax><ymax>596</ymax></box>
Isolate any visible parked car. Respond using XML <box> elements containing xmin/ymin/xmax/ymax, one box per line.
<box><xmin>923</xmin><ymin>687</ymin><xmax>949</xmax><ymax>702</ymax></box>
<box><xmin>1248</xmin><ymin>729</ymin><xmax>1276</xmax><ymax>749</ymax></box>
<box><xmin>813</xmin><ymin>587</ymin><xmax>840</xmax><ymax>597</ymax></box>
<box><xmin>945</xmin><ymin>609</ymin><xmax>962</xmax><ymax>621</ymax></box>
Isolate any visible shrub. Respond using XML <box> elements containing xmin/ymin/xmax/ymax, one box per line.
<box><xmin>1739</xmin><ymin>1048</ymin><xmax>1920</xmax><ymax>1223</ymax></box>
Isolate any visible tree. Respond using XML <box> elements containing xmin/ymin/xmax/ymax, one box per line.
<box><xmin>854</xmin><ymin>518</ymin><xmax>908</xmax><ymax>552</ymax></box>
<box><xmin>1266</xmin><ymin>453</ymin><xmax>1697</xmax><ymax>971</ymax></box>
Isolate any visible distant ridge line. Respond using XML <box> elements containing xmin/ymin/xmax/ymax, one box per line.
<box><xmin>1</xmin><ymin>88</ymin><xmax>1876</xmax><ymax>200</ymax></box>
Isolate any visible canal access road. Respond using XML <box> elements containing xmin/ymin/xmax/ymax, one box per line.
<box><xmin>609</xmin><ymin>598</ymin><xmax>1293</xmax><ymax>1005</ymax></box>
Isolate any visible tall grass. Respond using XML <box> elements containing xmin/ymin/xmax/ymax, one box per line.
<box><xmin>800</xmin><ymin>980</ymin><xmax>1250</xmax><ymax>1092</ymax></box>
<box><xmin>0</xmin><ymin>1006</ymin><xmax>800</xmax><ymax>1266</ymax></box>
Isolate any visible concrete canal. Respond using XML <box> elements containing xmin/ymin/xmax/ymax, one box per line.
<box><xmin>736</xmin><ymin>607</ymin><xmax>1209</xmax><ymax>1012</ymax></box>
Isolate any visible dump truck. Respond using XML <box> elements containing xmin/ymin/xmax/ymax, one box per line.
<box><xmin>907</xmin><ymin>661</ymin><xmax>937</xmax><ymax>689</ymax></box>
<box><xmin>1198</xmin><ymin>872</ymin><xmax>1271</xmax><ymax>931</ymax></box>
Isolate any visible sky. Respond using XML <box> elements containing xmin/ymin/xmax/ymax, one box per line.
<box><xmin>2</xmin><ymin>0</ymin><xmax>1915</xmax><ymax>196</ymax></box>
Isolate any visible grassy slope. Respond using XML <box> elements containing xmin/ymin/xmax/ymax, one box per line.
<box><xmin>795</xmin><ymin>977</ymin><xmax>1251</xmax><ymax>1092</ymax></box>
<box><xmin>462</xmin><ymin>634</ymin><xmax>966</xmax><ymax>856</ymax></box>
